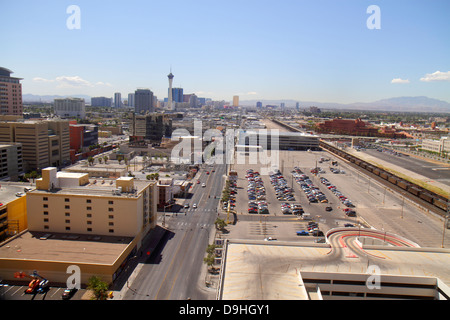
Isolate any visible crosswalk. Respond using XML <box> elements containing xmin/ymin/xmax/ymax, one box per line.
<box><xmin>171</xmin><ymin>221</ymin><xmax>213</xmax><ymax>229</ymax></box>
<box><xmin>184</xmin><ymin>208</ymin><xmax>218</xmax><ymax>212</ymax></box>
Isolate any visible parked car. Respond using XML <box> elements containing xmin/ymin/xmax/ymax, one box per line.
<box><xmin>61</xmin><ymin>287</ymin><xmax>78</xmax><ymax>300</ymax></box>
<box><xmin>296</xmin><ymin>230</ymin><xmax>309</xmax><ymax>236</ymax></box>
<box><xmin>345</xmin><ymin>210</ymin><xmax>356</xmax><ymax>217</ymax></box>
<box><xmin>344</xmin><ymin>223</ymin><xmax>355</xmax><ymax>227</ymax></box>
<box><xmin>312</xmin><ymin>230</ymin><xmax>324</xmax><ymax>237</ymax></box>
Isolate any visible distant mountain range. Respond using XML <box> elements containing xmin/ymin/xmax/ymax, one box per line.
<box><xmin>241</xmin><ymin>96</ymin><xmax>450</xmax><ymax>113</ymax></box>
<box><xmin>23</xmin><ymin>94</ymin><xmax>450</xmax><ymax>113</ymax></box>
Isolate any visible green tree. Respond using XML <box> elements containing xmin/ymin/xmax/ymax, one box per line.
<box><xmin>203</xmin><ymin>254</ymin><xmax>215</xmax><ymax>269</ymax></box>
<box><xmin>87</xmin><ymin>276</ymin><xmax>109</xmax><ymax>300</ymax></box>
<box><xmin>214</xmin><ymin>218</ymin><xmax>227</xmax><ymax>231</ymax></box>
<box><xmin>206</xmin><ymin>244</ymin><xmax>218</xmax><ymax>255</ymax></box>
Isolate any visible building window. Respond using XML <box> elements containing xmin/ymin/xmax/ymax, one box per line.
<box><xmin>65</xmin><ymin>213</ymin><xmax>70</xmax><ymax>217</ymax></box>
<box><xmin>87</xmin><ymin>228</ymin><xmax>92</xmax><ymax>232</ymax></box>
<box><xmin>65</xmin><ymin>219</ymin><xmax>70</xmax><ymax>223</ymax></box>
<box><xmin>65</xmin><ymin>198</ymin><xmax>70</xmax><ymax>202</ymax></box>
<box><xmin>43</xmin><ymin>204</ymin><xmax>48</xmax><ymax>208</ymax></box>
<box><xmin>43</xmin><ymin>211</ymin><xmax>49</xmax><ymax>215</ymax></box>
<box><xmin>44</xmin><ymin>225</ymin><xmax>49</xmax><ymax>230</ymax></box>
<box><xmin>87</xmin><ymin>221</ymin><xmax>92</xmax><ymax>225</ymax></box>
<box><xmin>108</xmin><ymin>215</ymin><xmax>114</xmax><ymax>219</ymax></box>
<box><xmin>65</xmin><ymin>205</ymin><xmax>70</xmax><ymax>209</ymax></box>
<box><xmin>44</xmin><ymin>218</ymin><xmax>49</xmax><ymax>222</ymax></box>
<box><xmin>108</xmin><ymin>208</ymin><xmax>114</xmax><ymax>212</ymax></box>
<box><xmin>86</xmin><ymin>213</ymin><xmax>92</xmax><ymax>218</ymax></box>
<box><xmin>108</xmin><ymin>200</ymin><xmax>114</xmax><ymax>205</ymax></box>
<box><xmin>108</xmin><ymin>222</ymin><xmax>114</xmax><ymax>226</ymax></box>
<box><xmin>87</xmin><ymin>206</ymin><xmax>92</xmax><ymax>210</ymax></box>
<box><xmin>43</xmin><ymin>197</ymin><xmax>48</xmax><ymax>201</ymax></box>
<box><xmin>109</xmin><ymin>229</ymin><xmax>114</xmax><ymax>233</ymax></box>
<box><xmin>66</xmin><ymin>227</ymin><xmax>70</xmax><ymax>231</ymax></box>
<box><xmin>86</xmin><ymin>199</ymin><xmax>91</xmax><ymax>203</ymax></box>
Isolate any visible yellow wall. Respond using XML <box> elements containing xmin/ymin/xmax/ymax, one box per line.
<box><xmin>6</xmin><ymin>196</ymin><xmax>27</xmax><ymax>233</ymax></box>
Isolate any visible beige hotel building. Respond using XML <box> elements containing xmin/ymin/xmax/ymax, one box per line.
<box><xmin>0</xmin><ymin>120</ymin><xmax>70</xmax><ymax>170</ymax></box>
<box><xmin>0</xmin><ymin>167</ymin><xmax>158</xmax><ymax>285</ymax></box>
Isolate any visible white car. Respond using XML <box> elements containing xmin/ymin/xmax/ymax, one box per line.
<box><xmin>202</xmin><ymin>183</ymin><xmax>206</xmax><ymax>187</ymax></box>
<box><xmin>193</xmin><ymin>203</ymin><xmax>197</xmax><ymax>208</ymax></box>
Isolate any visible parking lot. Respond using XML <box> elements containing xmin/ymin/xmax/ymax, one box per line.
<box><xmin>222</xmin><ymin>150</ymin><xmax>450</xmax><ymax>248</ymax></box>
<box><xmin>0</xmin><ymin>283</ymin><xmax>86</xmax><ymax>300</ymax></box>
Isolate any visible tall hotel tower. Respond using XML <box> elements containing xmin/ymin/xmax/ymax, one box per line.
<box><xmin>167</xmin><ymin>70</ymin><xmax>174</xmax><ymax>110</ymax></box>
<box><xmin>0</xmin><ymin>67</ymin><xmax>23</xmax><ymax>115</ymax></box>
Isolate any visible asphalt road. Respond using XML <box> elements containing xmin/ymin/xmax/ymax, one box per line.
<box><xmin>124</xmin><ymin>163</ymin><xmax>226</xmax><ymax>300</ymax></box>
<box><xmin>363</xmin><ymin>149</ymin><xmax>450</xmax><ymax>186</ymax></box>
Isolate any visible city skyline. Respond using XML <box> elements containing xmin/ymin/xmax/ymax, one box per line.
<box><xmin>1</xmin><ymin>0</ymin><xmax>450</xmax><ymax>104</ymax></box>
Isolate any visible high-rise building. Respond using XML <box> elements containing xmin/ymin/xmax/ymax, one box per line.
<box><xmin>0</xmin><ymin>143</ymin><xmax>23</xmax><ymax>180</ymax></box>
<box><xmin>171</xmin><ymin>87</ymin><xmax>184</xmax><ymax>103</ymax></box>
<box><xmin>114</xmin><ymin>92</ymin><xmax>122</xmax><ymax>108</ymax></box>
<box><xmin>131</xmin><ymin>113</ymin><xmax>172</xmax><ymax>142</ymax></box>
<box><xmin>69</xmin><ymin>123</ymin><xmax>99</xmax><ymax>152</ymax></box>
<box><xmin>233</xmin><ymin>96</ymin><xmax>239</xmax><ymax>107</ymax></box>
<box><xmin>0</xmin><ymin>67</ymin><xmax>23</xmax><ymax>116</ymax></box>
<box><xmin>167</xmin><ymin>71</ymin><xmax>174</xmax><ymax>110</ymax></box>
<box><xmin>54</xmin><ymin>98</ymin><xmax>86</xmax><ymax>119</ymax></box>
<box><xmin>256</xmin><ymin>101</ymin><xmax>263</xmax><ymax>108</ymax></box>
<box><xmin>0</xmin><ymin>120</ymin><xmax>70</xmax><ymax>170</ymax></box>
<box><xmin>134</xmin><ymin>89</ymin><xmax>154</xmax><ymax>114</ymax></box>
<box><xmin>183</xmin><ymin>93</ymin><xmax>198</xmax><ymax>108</ymax></box>
<box><xmin>128</xmin><ymin>93</ymin><xmax>135</xmax><ymax>107</ymax></box>
<box><xmin>91</xmin><ymin>97</ymin><xmax>112</xmax><ymax>107</ymax></box>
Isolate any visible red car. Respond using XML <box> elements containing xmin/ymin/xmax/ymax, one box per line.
<box><xmin>25</xmin><ymin>279</ymin><xmax>40</xmax><ymax>294</ymax></box>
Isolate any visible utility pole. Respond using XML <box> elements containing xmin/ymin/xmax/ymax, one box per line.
<box><xmin>401</xmin><ymin>195</ymin><xmax>405</xmax><ymax>219</ymax></box>
<box><xmin>442</xmin><ymin>200</ymin><xmax>449</xmax><ymax>248</ymax></box>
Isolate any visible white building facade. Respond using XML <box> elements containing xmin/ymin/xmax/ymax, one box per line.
<box><xmin>54</xmin><ymin>98</ymin><xmax>86</xmax><ymax>119</ymax></box>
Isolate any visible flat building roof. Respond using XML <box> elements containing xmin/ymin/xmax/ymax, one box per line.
<box><xmin>0</xmin><ymin>231</ymin><xmax>132</xmax><ymax>265</ymax></box>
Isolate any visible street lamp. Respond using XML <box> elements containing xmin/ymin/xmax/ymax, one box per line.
<box><xmin>162</xmin><ymin>203</ymin><xmax>172</xmax><ymax>227</ymax></box>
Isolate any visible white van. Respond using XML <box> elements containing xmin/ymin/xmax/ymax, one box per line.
<box><xmin>301</xmin><ymin>213</ymin><xmax>312</xmax><ymax>220</ymax></box>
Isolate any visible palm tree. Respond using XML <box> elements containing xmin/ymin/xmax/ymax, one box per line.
<box><xmin>87</xmin><ymin>276</ymin><xmax>109</xmax><ymax>300</ymax></box>
<box><xmin>214</xmin><ymin>218</ymin><xmax>227</xmax><ymax>231</ymax></box>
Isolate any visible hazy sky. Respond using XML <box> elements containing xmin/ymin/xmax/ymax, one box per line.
<box><xmin>1</xmin><ymin>0</ymin><xmax>449</xmax><ymax>103</ymax></box>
